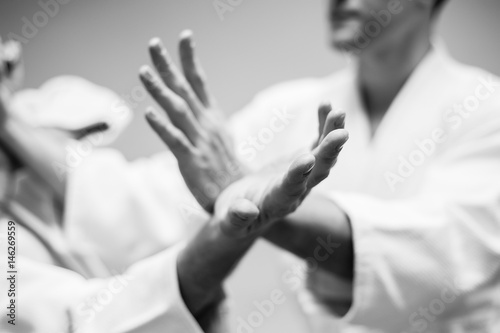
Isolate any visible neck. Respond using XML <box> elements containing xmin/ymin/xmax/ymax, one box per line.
<box><xmin>357</xmin><ymin>28</ymin><xmax>432</xmax><ymax>115</ymax></box>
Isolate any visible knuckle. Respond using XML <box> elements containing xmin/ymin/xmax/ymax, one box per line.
<box><xmin>170</xmin><ymin>137</ymin><xmax>190</xmax><ymax>154</ymax></box>
<box><xmin>175</xmin><ymin>82</ymin><xmax>190</xmax><ymax>97</ymax></box>
<box><xmin>319</xmin><ymin>155</ymin><xmax>337</xmax><ymax>165</ymax></box>
<box><xmin>284</xmin><ymin>181</ymin><xmax>307</xmax><ymax>197</ymax></box>
<box><xmin>311</xmin><ymin>171</ymin><xmax>330</xmax><ymax>184</ymax></box>
<box><xmin>189</xmin><ymin>73</ymin><xmax>205</xmax><ymax>86</ymax></box>
<box><xmin>157</xmin><ymin>68</ymin><xmax>173</xmax><ymax>80</ymax></box>
<box><xmin>173</xmin><ymin>100</ymin><xmax>190</xmax><ymax>115</ymax></box>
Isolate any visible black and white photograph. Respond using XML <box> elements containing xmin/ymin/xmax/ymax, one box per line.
<box><xmin>0</xmin><ymin>0</ymin><xmax>500</xmax><ymax>332</ymax></box>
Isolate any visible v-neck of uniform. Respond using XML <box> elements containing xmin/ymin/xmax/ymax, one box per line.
<box><xmin>349</xmin><ymin>46</ymin><xmax>443</xmax><ymax>149</ymax></box>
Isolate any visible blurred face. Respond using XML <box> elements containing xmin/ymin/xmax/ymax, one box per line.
<box><xmin>328</xmin><ymin>0</ymin><xmax>434</xmax><ymax>54</ymax></box>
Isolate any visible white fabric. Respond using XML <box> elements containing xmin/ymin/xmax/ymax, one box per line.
<box><xmin>10</xmin><ymin>76</ymin><xmax>132</xmax><ymax>145</ymax></box>
<box><xmin>1</xmin><ymin>78</ymin><xmax>208</xmax><ymax>331</ymax></box>
<box><xmin>0</xmin><ymin>232</ymin><xmax>204</xmax><ymax>333</ymax></box>
<box><xmin>8</xmin><ymin>46</ymin><xmax>500</xmax><ymax>333</ymax></box>
<box><xmin>64</xmin><ymin>149</ymin><xmax>208</xmax><ymax>271</ymax></box>
<box><xmin>60</xmin><ymin>47</ymin><xmax>500</xmax><ymax>332</ymax></box>
<box><xmin>0</xmin><ymin>154</ymin><xmax>207</xmax><ymax>332</ymax></box>
<box><xmin>228</xmin><ymin>47</ymin><xmax>500</xmax><ymax>332</ymax></box>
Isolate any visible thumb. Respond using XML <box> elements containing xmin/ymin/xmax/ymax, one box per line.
<box><xmin>220</xmin><ymin>198</ymin><xmax>260</xmax><ymax>238</ymax></box>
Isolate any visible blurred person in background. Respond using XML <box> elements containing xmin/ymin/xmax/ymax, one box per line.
<box><xmin>2</xmin><ymin>0</ymin><xmax>500</xmax><ymax>332</ymax></box>
<box><xmin>137</xmin><ymin>0</ymin><xmax>500</xmax><ymax>332</ymax></box>
<box><xmin>0</xmin><ymin>38</ymin><xmax>207</xmax><ymax>332</ymax></box>
<box><xmin>0</xmin><ymin>38</ymin><xmax>226</xmax><ymax>332</ymax></box>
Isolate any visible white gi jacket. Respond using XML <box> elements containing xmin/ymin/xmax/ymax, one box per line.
<box><xmin>65</xmin><ymin>46</ymin><xmax>500</xmax><ymax>332</ymax></box>
<box><xmin>4</xmin><ymin>46</ymin><xmax>499</xmax><ymax>333</ymax></box>
<box><xmin>0</xmin><ymin>77</ymin><xmax>208</xmax><ymax>332</ymax></box>
<box><xmin>0</xmin><ymin>178</ymin><xmax>206</xmax><ymax>333</ymax></box>
<box><xmin>228</xmin><ymin>46</ymin><xmax>500</xmax><ymax>332</ymax></box>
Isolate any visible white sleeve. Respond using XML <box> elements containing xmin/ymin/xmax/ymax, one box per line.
<box><xmin>332</xmin><ymin>115</ymin><xmax>500</xmax><ymax>330</ymax></box>
<box><xmin>2</xmin><ymin>245</ymin><xmax>205</xmax><ymax>333</ymax></box>
<box><xmin>63</xmin><ymin>149</ymin><xmax>208</xmax><ymax>270</ymax></box>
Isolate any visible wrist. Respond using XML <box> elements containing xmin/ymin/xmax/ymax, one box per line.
<box><xmin>210</xmin><ymin>213</ymin><xmax>260</xmax><ymax>244</ymax></box>
<box><xmin>177</xmin><ymin>215</ymin><xmax>257</xmax><ymax>317</ymax></box>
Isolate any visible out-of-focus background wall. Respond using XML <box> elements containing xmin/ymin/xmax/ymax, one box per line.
<box><xmin>1</xmin><ymin>1</ymin><xmax>500</xmax><ymax>332</ymax></box>
<box><xmin>1</xmin><ymin>0</ymin><xmax>500</xmax><ymax>160</ymax></box>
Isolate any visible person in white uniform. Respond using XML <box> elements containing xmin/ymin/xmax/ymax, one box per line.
<box><xmin>135</xmin><ymin>0</ymin><xmax>500</xmax><ymax>332</ymax></box>
<box><xmin>3</xmin><ymin>0</ymin><xmax>500</xmax><ymax>331</ymax></box>
<box><xmin>0</xmin><ymin>38</ymin><xmax>346</xmax><ymax>332</ymax></box>
<box><xmin>0</xmin><ymin>39</ymin><xmax>212</xmax><ymax>332</ymax></box>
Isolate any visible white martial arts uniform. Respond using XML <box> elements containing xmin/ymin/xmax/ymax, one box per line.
<box><xmin>0</xmin><ymin>77</ymin><xmax>210</xmax><ymax>333</ymax></box>
<box><xmin>229</xmin><ymin>46</ymin><xmax>500</xmax><ymax>332</ymax></box>
<box><xmin>6</xmin><ymin>45</ymin><xmax>500</xmax><ymax>333</ymax></box>
<box><xmin>0</xmin><ymin>215</ymin><xmax>204</xmax><ymax>333</ymax></box>
<box><xmin>0</xmin><ymin>169</ymin><xmax>210</xmax><ymax>333</ymax></box>
<box><xmin>61</xmin><ymin>46</ymin><xmax>500</xmax><ymax>332</ymax></box>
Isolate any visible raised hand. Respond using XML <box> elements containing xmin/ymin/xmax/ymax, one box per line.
<box><xmin>214</xmin><ymin>108</ymin><xmax>348</xmax><ymax>238</ymax></box>
<box><xmin>139</xmin><ymin>31</ymin><xmax>242</xmax><ymax>212</ymax></box>
<box><xmin>175</xmin><ymin>102</ymin><xmax>348</xmax><ymax>322</ymax></box>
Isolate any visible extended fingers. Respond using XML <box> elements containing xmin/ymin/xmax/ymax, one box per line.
<box><xmin>144</xmin><ymin>106</ymin><xmax>197</xmax><ymax>160</ymax></box>
<box><xmin>321</xmin><ymin>108</ymin><xmax>345</xmax><ymax>140</ymax></box>
<box><xmin>179</xmin><ymin>31</ymin><xmax>212</xmax><ymax>108</ymax></box>
<box><xmin>149</xmin><ymin>37</ymin><xmax>204</xmax><ymax>116</ymax></box>
<box><xmin>308</xmin><ymin>129</ymin><xmax>349</xmax><ymax>188</ymax></box>
<box><xmin>140</xmin><ymin>65</ymin><xmax>202</xmax><ymax>143</ymax></box>
<box><xmin>316</xmin><ymin>103</ymin><xmax>332</xmax><ymax>147</ymax></box>
<box><xmin>220</xmin><ymin>198</ymin><xmax>260</xmax><ymax>238</ymax></box>
<box><xmin>281</xmin><ymin>154</ymin><xmax>316</xmax><ymax>195</ymax></box>
<box><xmin>263</xmin><ymin>154</ymin><xmax>316</xmax><ymax>219</ymax></box>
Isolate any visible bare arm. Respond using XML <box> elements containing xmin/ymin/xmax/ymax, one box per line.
<box><xmin>140</xmin><ymin>31</ymin><xmax>350</xmax><ymax>326</ymax></box>
<box><xmin>264</xmin><ymin>192</ymin><xmax>354</xmax><ymax>280</ymax></box>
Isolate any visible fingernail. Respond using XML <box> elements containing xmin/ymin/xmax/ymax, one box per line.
<box><xmin>235</xmin><ymin>212</ymin><xmax>249</xmax><ymax>221</ymax></box>
<box><xmin>303</xmin><ymin>165</ymin><xmax>315</xmax><ymax>176</ymax></box>
<box><xmin>180</xmin><ymin>29</ymin><xmax>193</xmax><ymax>40</ymax></box>
<box><xmin>145</xmin><ymin>107</ymin><xmax>157</xmax><ymax>120</ymax></box>
<box><xmin>336</xmin><ymin>144</ymin><xmax>344</xmax><ymax>153</ymax></box>
<box><xmin>140</xmin><ymin>65</ymin><xmax>153</xmax><ymax>79</ymax></box>
<box><xmin>149</xmin><ymin>37</ymin><xmax>162</xmax><ymax>50</ymax></box>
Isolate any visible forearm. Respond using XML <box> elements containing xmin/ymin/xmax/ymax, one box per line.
<box><xmin>177</xmin><ymin>217</ymin><xmax>258</xmax><ymax>319</ymax></box>
<box><xmin>0</xmin><ymin>117</ymin><xmax>66</xmax><ymax>203</ymax></box>
<box><xmin>263</xmin><ymin>191</ymin><xmax>354</xmax><ymax>280</ymax></box>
